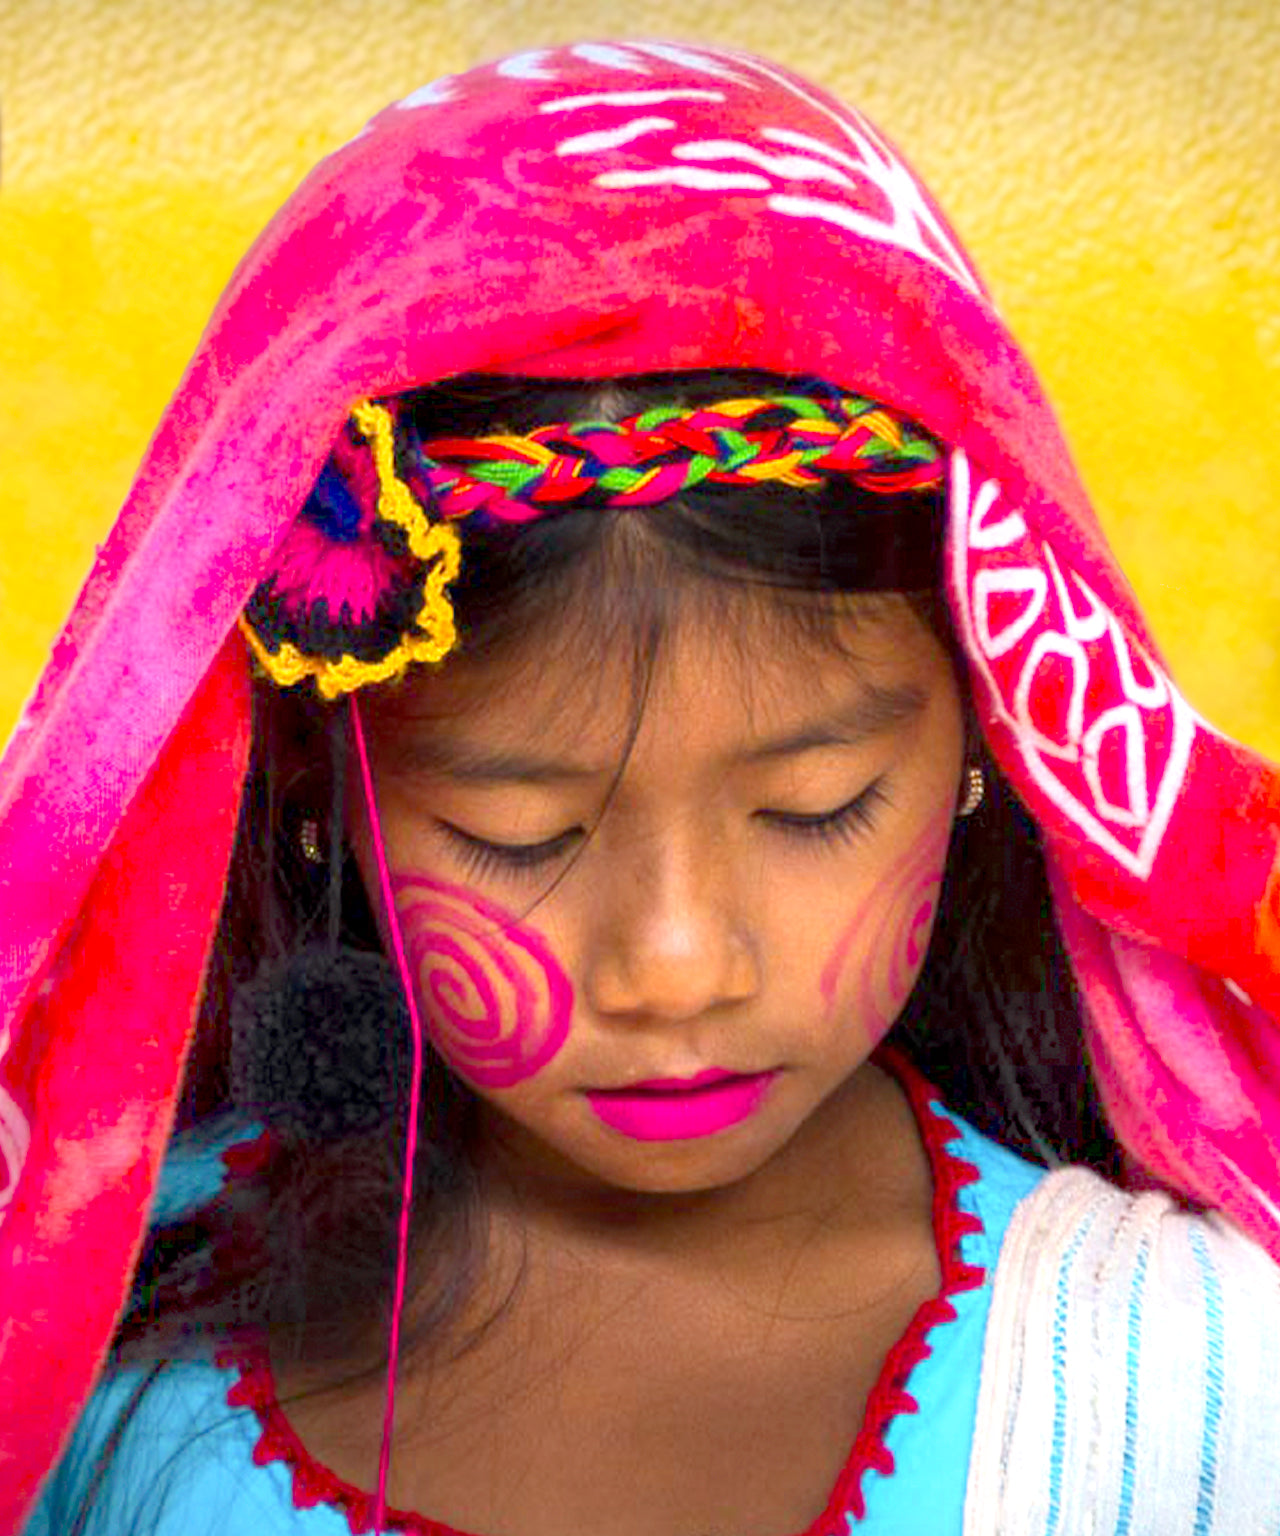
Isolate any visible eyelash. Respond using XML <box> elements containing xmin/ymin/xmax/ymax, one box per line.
<box><xmin>439</xmin><ymin>779</ymin><xmax>889</xmax><ymax>880</ymax></box>
<box><xmin>757</xmin><ymin>778</ymin><xmax>889</xmax><ymax>847</ymax></box>
<box><xmin>443</xmin><ymin>825</ymin><xmax>582</xmax><ymax>881</ymax></box>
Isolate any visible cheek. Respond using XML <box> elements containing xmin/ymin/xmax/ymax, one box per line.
<box><xmin>391</xmin><ymin>873</ymin><xmax>574</xmax><ymax>1089</ymax></box>
<box><xmin>818</xmin><ymin>810</ymin><xmax>951</xmax><ymax>1042</ymax></box>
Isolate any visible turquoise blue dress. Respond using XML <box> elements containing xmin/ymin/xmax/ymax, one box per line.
<box><xmin>25</xmin><ymin>1078</ymin><xmax>1047</xmax><ymax>1535</ymax></box>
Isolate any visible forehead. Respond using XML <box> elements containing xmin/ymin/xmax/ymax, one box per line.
<box><xmin>367</xmin><ymin>584</ymin><xmax>946</xmax><ymax>753</ymax></box>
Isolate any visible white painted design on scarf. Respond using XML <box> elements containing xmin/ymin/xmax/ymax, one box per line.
<box><xmin>1083</xmin><ymin>706</ymin><xmax>1151</xmax><ymax>826</ymax></box>
<box><xmin>761</xmin><ymin>126</ymin><xmax>867</xmax><ymax>168</ymax></box>
<box><xmin>759</xmin><ymin>112</ymin><xmax>979</xmax><ymax>294</ymax></box>
<box><xmin>497</xmin><ymin>50</ymin><xmax>559</xmax><ymax>80</ymax></box>
<box><xmin>0</xmin><ymin>1057</ymin><xmax>29</xmax><ymax>1217</ymax></box>
<box><xmin>540</xmin><ymin>88</ymin><xmax>726</xmax><ymax>115</ymax></box>
<box><xmin>630</xmin><ymin>42</ymin><xmax>756</xmax><ymax>81</ymax></box>
<box><xmin>396</xmin><ymin>76</ymin><xmax>462</xmax><ymax>109</ymax></box>
<box><xmin>966</xmin><ymin>474</ymin><xmax>1027</xmax><ymax>548</ymax></box>
<box><xmin>1109</xmin><ymin>618</ymin><xmax>1169</xmax><ymax>710</ymax></box>
<box><xmin>0</xmin><ymin>1013</ymin><xmax>27</xmax><ymax>1219</ymax></box>
<box><xmin>1015</xmin><ymin>632</ymin><xmax>1090</xmax><ymax>759</ymax></box>
<box><xmin>950</xmin><ymin>449</ymin><xmax>1195</xmax><ymax>877</ymax></box>
<box><xmin>1044</xmin><ymin>543</ymin><xmax>1110</xmax><ymax>643</ymax></box>
<box><xmin>974</xmin><ymin>567</ymin><xmax>1048</xmax><ymax>658</ymax></box>
<box><xmin>672</xmin><ymin>139</ymin><xmax>858</xmax><ymax>190</ymax></box>
<box><xmin>558</xmin><ymin>118</ymin><xmax>676</xmax><ymax>157</ymax></box>
<box><xmin>570</xmin><ymin>43</ymin><xmax>652</xmax><ymax>74</ymax></box>
<box><xmin>767</xmin><ymin>193</ymin><xmax>977</xmax><ymax>293</ymax></box>
<box><xmin>551</xmin><ymin>51</ymin><xmax>980</xmax><ymax>297</ymax></box>
<box><xmin>596</xmin><ymin>167</ymin><xmax>771</xmax><ymax>193</ymax></box>
<box><xmin>742</xmin><ymin>62</ymin><xmax>981</xmax><ymax>296</ymax></box>
<box><xmin>341</xmin><ymin>68</ymin><xmax>460</xmax><ymax>146</ymax></box>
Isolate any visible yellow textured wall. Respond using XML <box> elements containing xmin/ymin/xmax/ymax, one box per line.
<box><xmin>2</xmin><ymin>1</ymin><xmax>1278</xmax><ymax>754</ymax></box>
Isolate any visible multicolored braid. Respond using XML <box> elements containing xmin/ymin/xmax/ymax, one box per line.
<box><xmin>405</xmin><ymin>393</ymin><xmax>943</xmax><ymax>519</ymax></box>
<box><xmin>242</xmin><ymin>391</ymin><xmax>945</xmax><ymax>698</ymax></box>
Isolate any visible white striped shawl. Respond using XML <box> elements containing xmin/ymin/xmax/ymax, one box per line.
<box><xmin>963</xmin><ymin>1168</ymin><xmax>1280</xmax><ymax>1536</ymax></box>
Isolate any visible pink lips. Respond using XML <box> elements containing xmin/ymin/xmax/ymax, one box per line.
<box><xmin>585</xmin><ymin>1069</ymin><xmax>778</xmax><ymax>1141</ymax></box>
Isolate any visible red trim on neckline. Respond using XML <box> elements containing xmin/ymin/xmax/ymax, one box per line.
<box><xmin>220</xmin><ymin>1049</ymin><xmax>985</xmax><ymax>1534</ymax></box>
<box><xmin>820</xmin><ymin>1045</ymin><xmax>986</xmax><ymax>1526</ymax></box>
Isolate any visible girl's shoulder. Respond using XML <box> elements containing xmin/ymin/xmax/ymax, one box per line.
<box><xmin>968</xmin><ymin>1164</ymin><xmax>1280</xmax><ymax>1533</ymax></box>
<box><xmin>921</xmin><ymin>1094</ymin><xmax>1049</xmax><ymax>1256</ymax></box>
<box><xmin>882</xmin><ymin>1070</ymin><xmax>1280</xmax><ymax>1534</ymax></box>
<box><xmin>23</xmin><ymin>1356</ymin><xmax>301</xmax><ymax>1536</ymax></box>
<box><xmin>22</xmin><ymin>1116</ymin><xmax>309</xmax><ymax>1536</ymax></box>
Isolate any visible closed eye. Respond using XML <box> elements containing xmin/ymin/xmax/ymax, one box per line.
<box><xmin>438</xmin><ymin>822</ymin><xmax>583</xmax><ymax>880</ymax></box>
<box><xmin>758</xmin><ymin>778</ymin><xmax>889</xmax><ymax>847</ymax></box>
<box><xmin>439</xmin><ymin>777</ymin><xmax>890</xmax><ymax>879</ymax></box>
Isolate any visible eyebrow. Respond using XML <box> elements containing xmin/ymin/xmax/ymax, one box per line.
<box><xmin>387</xmin><ymin>737</ymin><xmax>605</xmax><ymax>786</ymax></box>
<box><xmin>386</xmin><ymin>681</ymin><xmax>928</xmax><ymax>786</ymax></box>
<box><xmin>738</xmin><ymin>680</ymin><xmax>929</xmax><ymax>764</ymax></box>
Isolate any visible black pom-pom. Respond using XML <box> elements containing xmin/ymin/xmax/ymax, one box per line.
<box><xmin>229</xmin><ymin>947</ymin><xmax>411</xmax><ymax>1141</ymax></box>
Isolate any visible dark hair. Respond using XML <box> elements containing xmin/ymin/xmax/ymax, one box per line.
<box><xmin>116</xmin><ymin>368</ymin><xmax>1122</xmax><ymax>1389</ymax></box>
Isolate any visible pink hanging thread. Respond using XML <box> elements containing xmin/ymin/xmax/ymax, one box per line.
<box><xmin>350</xmin><ymin>694</ymin><xmax>425</xmax><ymax>1532</ymax></box>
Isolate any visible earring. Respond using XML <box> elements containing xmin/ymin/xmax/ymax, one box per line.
<box><xmin>957</xmin><ymin>764</ymin><xmax>985</xmax><ymax>818</ymax></box>
<box><xmin>300</xmin><ymin>817</ymin><xmax>325</xmax><ymax>865</ymax></box>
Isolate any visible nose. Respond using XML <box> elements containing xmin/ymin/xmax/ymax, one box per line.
<box><xmin>583</xmin><ymin>834</ymin><xmax>760</xmax><ymax>1022</ymax></box>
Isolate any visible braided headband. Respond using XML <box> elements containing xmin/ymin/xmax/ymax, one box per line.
<box><xmin>241</xmin><ymin>391</ymin><xmax>946</xmax><ymax>699</ymax></box>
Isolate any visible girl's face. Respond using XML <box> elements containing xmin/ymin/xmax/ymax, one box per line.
<box><xmin>352</xmin><ymin>590</ymin><xmax>965</xmax><ymax>1196</ymax></box>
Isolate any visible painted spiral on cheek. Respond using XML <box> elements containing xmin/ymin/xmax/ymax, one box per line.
<box><xmin>392</xmin><ymin>874</ymin><xmax>573</xmax><ymax>1089</ymax></box>
<box><xmin>819</xmin><ymin>812</ymin><xmax>951</xmax><ymax>1042</ymax></box>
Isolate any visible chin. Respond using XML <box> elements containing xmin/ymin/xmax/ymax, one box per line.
<box><xmin>591</xmin><ymin>1157</ymin><xmax>765</xmax><ymax>1197</ymax></box>
<box><xmin>573</xmin><ymin>1117</ymin><xmax>794</xmax><ymax>1197</ymax></box>
<box><xmin>479</xmin><ymin>1085</ymin><xmax>800</xmax><ymax>1199</ymax></box>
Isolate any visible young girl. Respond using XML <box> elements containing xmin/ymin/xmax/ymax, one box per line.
<box><xmin>5</xmin><ymin>39</ymin><xmax>1280</xmax><ymax>1536</ymax></box>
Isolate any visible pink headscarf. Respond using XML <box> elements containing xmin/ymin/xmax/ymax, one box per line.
<box><xmin>2</xmin><ymin>40</ymin><xmax>1278</xmax><ymax>1529</ymax></box>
